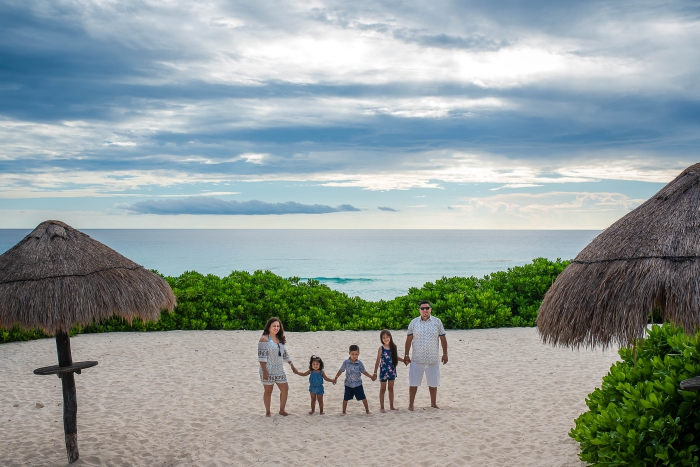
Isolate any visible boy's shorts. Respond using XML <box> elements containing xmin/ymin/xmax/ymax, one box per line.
<box><xmin>344</xmin><ymin>384</ymin><xmax>366</xmax><ymax>401</ymax></box>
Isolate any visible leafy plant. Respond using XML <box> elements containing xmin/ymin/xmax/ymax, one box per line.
<box><xmin>0</xmin><ymin>257</ymin><xmax>569</xmax><ymax>343</ymax></box>
<box><xmin>570</xmin><ymin>323</ymin><xmax>700</xmax><ymax>466</ymax></box>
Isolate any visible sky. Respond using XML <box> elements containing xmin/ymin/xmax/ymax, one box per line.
<box><xmin>0</xmin><ymin>0</ymin><xmax>698</xmax><ymax>229</ymax></box>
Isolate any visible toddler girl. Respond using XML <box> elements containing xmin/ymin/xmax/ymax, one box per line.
<box><xmin>373</xmin><ymin>329</ymin><xmax>405</xmax><ymax>412</ymax></box>
<box><xmin>294</xmin><ymin>355</ymin><xmax>335</xmax><ymax>414</ymax></box>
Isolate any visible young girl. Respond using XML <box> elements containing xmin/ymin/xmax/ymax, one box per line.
<box><xmin>373</xmin><ymin>330</ymin><xmax>405</xmax><ymax>412</ymax></box>
<box><xmin>294</xmin><ymin>355</ymin><xmax>335</xmax><ymax>414</ymax></box>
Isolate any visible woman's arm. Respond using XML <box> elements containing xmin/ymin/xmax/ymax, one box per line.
<box><xmin>373</xmin><ymin>347</ymin><xmax>381</xmax><ymax>378</ymax></box>
<box><xmin>258</xmin><ymin>335</ymin><xmax>269</xmax><ymax>379</ymax></box>
<box><xmin>258</xmin><ymin>360</ymin><xmax>268</xmax><ymax>379</ymax></box>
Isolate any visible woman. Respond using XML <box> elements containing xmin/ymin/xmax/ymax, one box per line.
<box><xmin>258</xmin><ymin>317</ymin><xmax>297</xmax><ymax>416</ymax></box>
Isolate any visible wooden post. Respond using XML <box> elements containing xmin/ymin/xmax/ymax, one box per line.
<box><xmin>56</xmin><ymin>331</ymin><xmax>79</xmax><ymax>463</ymax></box>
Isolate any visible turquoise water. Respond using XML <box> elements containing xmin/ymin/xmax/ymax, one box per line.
<box><xmin>0</xmin><ymin>229</ymin><xmax>599</xmax><ymax>301</ymax></box>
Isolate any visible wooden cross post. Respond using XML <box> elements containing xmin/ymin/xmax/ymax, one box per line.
<box><xmin>33</xmin><ymin>332</ymin><xmax>98</xmax><ymax>464</ymax></box>
<box><xmin>56</xmin><ymin>331</ymin><xmax>79</xmax><ymax>463</ymax></box>
<box><xmin>680</xmin><ymin>377</ymin><xmax>700</xmax><ymax>391</ymax></box>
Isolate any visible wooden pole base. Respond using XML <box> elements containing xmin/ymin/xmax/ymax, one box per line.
<box><xmin>64</xmin><ymin>432</ymin><xmax>79</xmax><ymax>463</ymax></box>
<box><xmin>56</xmin><ymin>331</ymin><xmax>79</xmax><ymax>463</ymax></box>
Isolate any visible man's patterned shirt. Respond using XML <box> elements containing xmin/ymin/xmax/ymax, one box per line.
<box><xmin>407</xmin><ymin>315</ymin><xmax>446</xmax><ymax>365</ymax></box>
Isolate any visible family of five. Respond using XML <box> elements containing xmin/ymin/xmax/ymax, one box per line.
<box><xmin>257</xmin><ymin>300</ymin><xmax>448</xmax><ymax>416</ymax></box>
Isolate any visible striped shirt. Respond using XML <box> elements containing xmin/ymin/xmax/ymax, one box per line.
<box><xmin>338</xmin><ymin>358</ymin><xmax>366</xmax><ymax>388</ymax></box>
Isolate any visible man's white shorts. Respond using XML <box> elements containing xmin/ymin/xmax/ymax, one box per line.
<box><xmin>408</xmin><ymin>362</ymin><xmax>440</xmax><ymax>387</ymax></box>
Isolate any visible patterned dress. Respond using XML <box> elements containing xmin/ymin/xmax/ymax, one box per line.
<box><xmin>379</xmin><ymin>347</ymin><xmax>397</xmax><ymax>382</ymax></box>
<box><xmin>258</xmin><ymin>336</ymin><xmax>291</xmax><ymax>385</ymax></box>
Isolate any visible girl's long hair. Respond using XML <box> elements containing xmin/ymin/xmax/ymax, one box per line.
<box><xmin>308</xmin><ymin>355</ymin><xmax>324</xmax><ymax>371</ymax></box>
<box><xmin>380</xmin><ymin>329</ymin><xmax>398</xmax><ymax>367</ymax></box>
<box><xmin>263</xmin><ymin>317</ymin><xmax>286</xmax><ymax>344</ymax></box>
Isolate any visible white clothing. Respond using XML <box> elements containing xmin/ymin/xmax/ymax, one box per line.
<box><xmin>407</xmin><ymin>315</ymin><xmax>446</xmax><ymax>364</ymax></box>
<box><xmin>408</xmin><ymin>361</ymin><xmax>440</xmax><ymax>387</ymax></box>
<box><xmin>258</xmin><ymin>336</ymin><xmax>291</xmax><ymax>385</ymax></box>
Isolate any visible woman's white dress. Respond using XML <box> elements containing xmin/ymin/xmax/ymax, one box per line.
<box><xmin>258</xmin><ymin>336</ymin><xmax>291</xmax><ymax>384</ymax></box>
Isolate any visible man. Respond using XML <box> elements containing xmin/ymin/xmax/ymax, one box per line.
<box><xmin>404</xmin><ymin>300</ymin><xmax>448</xmax><ymax>410</ymax></box>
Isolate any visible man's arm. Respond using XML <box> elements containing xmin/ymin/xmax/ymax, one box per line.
<box><xmin>404</xmin><ymin>335</ymin><xmax>413</xmax><ymax>365</ymax></box>
<box><xmin>440</xmin><ymin>334</ymin><xmax>448</xmax><ymax>364</ymax></box>
<box><xmin>373</xmin><ymin>347</ymin><xmax>381</xmax><ymax>377</ymax></box>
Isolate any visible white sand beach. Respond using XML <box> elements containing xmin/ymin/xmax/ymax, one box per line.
<box><xmin>1</xmin><ymin>328</ymin><xmax>619</xmax><ymax>466</ymax></box>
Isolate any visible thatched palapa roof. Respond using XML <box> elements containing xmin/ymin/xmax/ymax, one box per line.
<box><xmin>0</xmin><ymin>220</ymin><xmax>176</xmax><ymax>333</ymax></box>
<box><xmin>537</xmin><ymin>162</ymin><xmax>700</xmax><ymax>349</ymax></box>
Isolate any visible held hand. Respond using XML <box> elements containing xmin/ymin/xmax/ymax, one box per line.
<box><xmin>442</xmin><ymin>354</ymin><xmax>448</xmax><ymax>365</ymax></box>
<box><xmin>372</xmin><ymin>374</ymin><xmax>377</xmax><ymax>381</ymax></box>
<box><xmin>404</xmin><ymin>355</ymin><xmax>411</xmax><ymax>365</ymax></box>
<box><xmin>332</xmin><ymin>378</ymin><xmax>337</xmax><ymax>385</ymax></box>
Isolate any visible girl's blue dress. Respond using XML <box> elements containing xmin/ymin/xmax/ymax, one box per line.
<box><xmin>309</xmin><ymin>370</ymin><xmax>324</xmax><ymax>395</ymax></box>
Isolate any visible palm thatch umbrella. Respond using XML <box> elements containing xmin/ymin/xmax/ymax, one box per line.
<box><xmin>0</xmin><ymin>220</ymin><xmax>176</xmax><ymax>463</ymax></box>
<box><xmin>537</xmin><ymin>162</ymin><xmax>700</xmax><ymax>351</ymax></box>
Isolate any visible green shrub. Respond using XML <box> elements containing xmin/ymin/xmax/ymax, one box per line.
<box><xmin>0</xmin><ymin>325</ymin><xmax>48</xmax><ymax>343</ymax></box>
<box><xmin>0</xmin><ymin>257</ymin><xmax>569</xmax><ymax>342</ymax></box>
<box><xmin>570</xmin><ymin>323</ymin><xmax>700</xmax><ymax>466</ymax></box>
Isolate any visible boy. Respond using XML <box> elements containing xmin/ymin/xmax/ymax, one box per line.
<box><xmin>334</xmin><ymin>344</ymin><xmax>376</xmax><ymax>414</ymax></box>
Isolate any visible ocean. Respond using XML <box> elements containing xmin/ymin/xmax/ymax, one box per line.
<box><xmin>0</xmin><ymin>229</ymin><xmax>600</xmax><ymax>301</ymax></box>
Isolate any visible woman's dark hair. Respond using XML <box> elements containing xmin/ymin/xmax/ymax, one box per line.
<box><xmin>308</xmin><ymin>355</ymin><xmax>324</xmax><ymax>371</ymax></box>
<box><xmin>380</xmin><ymin>329</ymin><xmax>398</xmax><ymax>367</ymax></box>
<box><xmin>263</xmin><ymin>317</ymin><xmax>286</xmax><ymax>345</ymax></box>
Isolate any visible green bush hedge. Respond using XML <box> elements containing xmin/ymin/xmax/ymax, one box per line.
<box><xmin>1</xmin><ymin>257</ymin><xmax>568</xmax><ymax>343</ymax></box>
<box><xmin>571</xmin><ymin>323</ymin><xmax>700</xmax><ymax>466</ymax></box>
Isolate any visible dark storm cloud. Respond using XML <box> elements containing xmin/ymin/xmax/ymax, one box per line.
<box><xmin>392</xmin><ymin>30</ymin><xmax>509</xmax><ymax>51</ymax></box>
<box><xmin>125</xmin><ymin>197</ymin><xmax>361</xmax><ymax>215</ymax></box>
<box><xmin>1</xmin><ymin>0</ymin><xmax>699</xmax><ymax>185</ymax></box>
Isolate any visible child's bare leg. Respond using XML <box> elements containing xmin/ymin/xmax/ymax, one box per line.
<box><xmin>318</xmin><ymin>395</ymin><xmax>324</xmax><ymax>414</ymax></box>
<box><xmin>309</xmin><ymin>393</ymin><xmax>317</xmax><ymax>414</ymax></box>
<box><xmin>362</xmin><ymin>398</ymin><xmax>370</xmax><ymax>414</ymax></box>
<box><xmin>379</xmin><ymin>382</ymin><xmax>387</xmax><ymax>412</ymax></box>
<box><xmin>388</xmin><ymin>380</ymin><xmax>397</xmax><ymax>410</ymax></box>
<box><xmin>342</xmin><ymin>400</ymin><xmax>348</xmax><ymax>415</ymax></box>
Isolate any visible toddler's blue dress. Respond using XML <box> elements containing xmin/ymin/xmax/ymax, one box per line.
<box><xmin>309</xmin><ymin>370</ymin><xmax>324</xmax><ymax>395</ymax></box>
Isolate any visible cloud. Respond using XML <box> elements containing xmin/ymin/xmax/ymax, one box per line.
<box><xmin>451</xmin><ymin>191</ymin><xmax>645</xmax><ymax>215</ymax></box>
<box><xmin>0</xmin><ymin>0</ymin><xmax>698</xmax><ymax>227</ymax></box>
<box><xmin>378</xmin><ymin>206</ymin><xmax>397</xmax><ymax>212</ymax></box>
<box><xmin>393</xmin><ymin>30</ymin><xmax>509</xmax><ymax>52</ymax></box>
<box><xmin>239</xmin><ymin>153</ymin><xmax>268</xmax><ymax>164</ymax></box>
<box><xmin>490</xmin><ymin>184</ymin><xmax>544</xmax><ymax>190</ymax></box>
<box><xmin>124</xmin><ymin>197</ymin><xmax>361</xmax><ymax>215</ymax></box>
